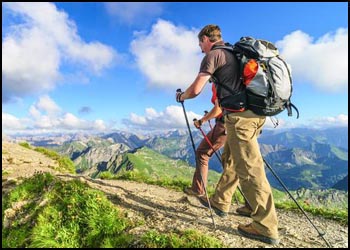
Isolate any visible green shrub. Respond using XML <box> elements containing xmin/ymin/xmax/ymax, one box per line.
<box><xmin>19</xmin><ymin>142</ymin><xmax>32</xmax><ymax>149</ymax></box>
<box><xmin>34</xmin><ymin>147</ymin><xmax>75</xmax><ymax>173</ymax></box>
<box><xmin>57</xmin><ymin>157</ymin><xmax>76</xmax><ymax>174</ymax></box>
<box><xmin>140</xmin><ymin>229</ymin><xmax>224</xmax><ymax>248</ymax></box>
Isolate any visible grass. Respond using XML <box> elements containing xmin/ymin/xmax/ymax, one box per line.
<box><xmin>140</xmin><ymin>229</ymin><xmax>223</xmax><ymax>248</ymax></box>
<box><xmin>18</xmin><ymin>142</ymin><xmax>75</xmax><ymax>174</ymax></box>
<box><xmin>2</xmin><ymin>172</ymin><xmax>224</xmax><ymax>248</ymax></box>
<box><xmin>2</xmin><ymin>172</ymin><xmax>135</xmax><ymax>248</ymax></box>
<box><xmin>19</xmin><ymin>142</ymin><xmax>32</xmax><ymax>149</ymax></box>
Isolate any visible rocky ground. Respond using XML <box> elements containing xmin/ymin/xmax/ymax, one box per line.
<box><xmin>2</xmin><ymin>142</ymin><xmax>348</xmax><ymax>248</ymax></box>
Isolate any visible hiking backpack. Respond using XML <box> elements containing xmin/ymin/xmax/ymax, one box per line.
<box><xmin>214</xmin><ymin>36</ymin><xmax>299</xmax><ymax>118</ymax></box>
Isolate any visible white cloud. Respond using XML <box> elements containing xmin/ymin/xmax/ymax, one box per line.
<box><xmin>276</xmin><ymin>28</ymin><xmax>348</xmax><ymax>92</ymax></box>
<box><xmin>65</xmin><ymin>42</ymin><xmax>116</xmax><ymax>73</ymax></box>
<box><xmin>59</xmin><ymin>113</ymin><xmax>106</xmax><ymax>131</ymax></box>
<box><xmin>33</xmin><ymin>115</ymin><xmax>59</xmax><ymax>129</ymax></box>
<box><xmin>130</xmin><ymin>19</ymin><xmax>203</xmax><ymax>90</ymax></box>
<box><xmin>2</xmin><ymin>95</ymin><xmax>108</xmax><ymax>134</ymax></box>
<box><xmin>35</xmin><ymin>95</ymin><xmax>62</xmax><ymax>116</ymax></box>
<box><xmin>262</xmin><ymin>114</ymin><xmax>348</xmax><ymax>131</ymax></box>
<box><xmin>104</xmin><ymin>2</ymin><xmax>163</xmax><ymax>25</ymax></box>
<box><xmin>28</xmin><ymin>95</ymin><xmax>62</xmax><ymax>128</ymax></box>
<box><xmin>61</xmin><ymin>113</ymin><xmax>85</xmax><ymax>129</ymax></box>
<box><xmin>309</xmin><ymin>114</ymin><xmax>348</xmax><ymax>128</ymax></box>
<box><xmin>2</xmin><ymin>27</ymin><xmax>60</xmax><ymax>100</ymax></box>
<box><xmin>129</xmin><ymin>113</ymin><xmax>147</xmax><ymax>125</ymax></box>
<box><xmin>124</xmin><ymin>105</ymin><xmax>202</xmax><ymax>130</ymax></box>
<box><xmin>2</xmin><ymin>113</ymin><xmax>28</xmax><ymax>130</ymax></box>
<box><xmin>29</xmin><ymin>106</ymin><xmax>41</xmax><ymax>119</ymax></box>
<box><xmin>93</xmin><ymin>120</ymin><xmax>106</xmax><ymax>131</ymax></box>
<box><xmin>2</xmin><ymin>2</ymin><xmax>117</xmax><ymax>103</ymax></box>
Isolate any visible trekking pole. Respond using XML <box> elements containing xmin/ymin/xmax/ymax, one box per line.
<box><xmin>204</xmin><ymin>110</ymin><xmax>213</xmax><ymax>130</ymax></box>
<box><xmin>263</xmin><ymin>158</ymin><xmax>332</xmax><ymax>248</ymax></box>
<box><xmin>194</xmin><ymin>119</ymin><xmax>251</xmax><ymax>209</ymax></box>
<box><xmin>176</xmin><ymin>89</ymin><xmax>216</xmax><ymax>229</ymax></box>
<box><xmin>204</xmin><ymin>110</ymin><xmax>221</xmax><ymax>158</ymax></box>
<box><xmin>195</xmin><ymin>119</ymin><xmax>222</xmax><ymax>165</ymax></box>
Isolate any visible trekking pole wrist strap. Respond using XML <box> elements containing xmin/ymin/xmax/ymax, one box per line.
<box><xmin>198</xmin><ymin>119</ymin><xmax>203</xmax><ymax>126</ymax></box>
<box><xmin>176</xmin><ymin>92</ymin><xmax>184</xmax><ymax>103</ymax></box>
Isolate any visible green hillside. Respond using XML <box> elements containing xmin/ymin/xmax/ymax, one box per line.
<box><xmin>98</xmin><ymin>146</ymin><xmax>221</xmax><ymax>193</ymax></box>
<box><xmin>331</xmin><ymin>145</ymin><xmax>348</xmax><ymax>160</ymax></box>
<box><xmin>265</xmin><ymin>144</ymin><xmax>348</xmax><ymax>190</ymax></box>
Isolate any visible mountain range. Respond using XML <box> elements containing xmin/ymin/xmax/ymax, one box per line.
<box><xmin>5</xmin><ymin>127</ymin><xmax>348</xmax><ymax>191</ymax></box>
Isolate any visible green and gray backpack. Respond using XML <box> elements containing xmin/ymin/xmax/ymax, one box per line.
<box><xmin>213</xmin><ymin>36</ymin><xmax>299</xmax><ymax>118</ymax></box>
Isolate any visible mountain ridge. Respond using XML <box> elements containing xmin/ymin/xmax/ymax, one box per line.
<box><xmin>4</xmin><ymin>127</ymin><xmax>348</xmax><ymax>191</ymax></box>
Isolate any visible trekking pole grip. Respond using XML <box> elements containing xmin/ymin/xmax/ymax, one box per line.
<box><xmin>193</xmin><ymin>118</ymin><xmax>202</xmax><ymax>127</ymax></box>
<box><xmin>176</xmin><ymin>88</ymin><xmax>185</xmax><ymax>103</ymax></box>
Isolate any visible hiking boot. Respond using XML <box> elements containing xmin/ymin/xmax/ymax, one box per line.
<box><xmin>184</xmin><ymin>187</ymin><xmax>204</xmax><ymax>197</ymax></box>
<box><xmin>237</xmin><ymin>223</ymin><xmax>280</xmax><ymax>245</ymax></box>
<box><xmin>198</xmin><ymin>196</ymin><xmax>227</xmax><ymax>218</ymax></box>
<box><xmin>236</xmin><ymin>205</ymin><xmax>252</xmax><ymax>217</ymax></box>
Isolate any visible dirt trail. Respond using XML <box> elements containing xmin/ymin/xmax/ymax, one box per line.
<box><xmin>2</xmin><ymin>142</ymin><xmax>348</xmax><ymax>248</ymax></box>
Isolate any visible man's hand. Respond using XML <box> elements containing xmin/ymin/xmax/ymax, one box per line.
<box><xmin>176</xmin><ymin>91</ymin><xmax>184</xmax><ymax>103</ymax></box>
<box><xmin>193</xmin><ymin>118</ymin><xmax>202</xmax><ymax>128</ymax></box>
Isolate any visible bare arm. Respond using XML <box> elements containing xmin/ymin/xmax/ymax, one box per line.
<box><xmin>201</xmin><ymin>100</ymin><xmax>222</xmax><ymax>123</ymax></box>
<box><xmin>193</xmin><ymin>99</ymin><xmax>222</xmax><ymax>128</ymax></box>
<box><xmin>180</xmin><ymin>72</ymin><xmax>211</xmax><ymax>101</ymax></box>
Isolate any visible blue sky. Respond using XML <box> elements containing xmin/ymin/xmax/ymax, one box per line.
<box><xmin>2</xmin><ymin>2</ymin><xmax>348</xmax><ymax>135</ymax></box>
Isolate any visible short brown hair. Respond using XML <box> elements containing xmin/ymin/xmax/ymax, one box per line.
<box><xmin>198</xmin><ymin>24</ymin><xmax>222</xmax><ymax>42</ymax></box>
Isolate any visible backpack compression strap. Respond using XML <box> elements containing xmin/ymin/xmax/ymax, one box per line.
<box><xmin>287</xmin><ymin>102</ymin><xmax>299</xmax><ymax>118</ymax></box>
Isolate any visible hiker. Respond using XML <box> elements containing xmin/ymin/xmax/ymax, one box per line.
<box><xmin>183</xmin><ymin>83</ymin><xmax>252</xmax><ymax>218</ymax></box>
<box><xmin>175</xmin><ymin>24</ymin><xmax>279</xmax><ymax>245</ymax></box>
<box><xmin>183</xmin><ymin>83</ymin><xmax>226</xmax><ymax>197</ymax></box>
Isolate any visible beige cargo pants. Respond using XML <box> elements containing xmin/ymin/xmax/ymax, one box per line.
<box><xmin>210</xmin><ymin>109</ymin><xmax>279</xmax><ymax>238</ymax></box>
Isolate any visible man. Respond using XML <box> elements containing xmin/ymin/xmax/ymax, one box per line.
<box><xmin>175</xmin><ymin>24</ymin><xmax>279</xmax><ymax>245</ymax></box>
<box><xmin>184</xmin><ymin>83</ymin><xmax>226</xmax><ymax>197</ymax></box>
<box><xmin>184</xmin><ymin>83</ymin><xmax>252</xmax><ymax>219</ymax></box>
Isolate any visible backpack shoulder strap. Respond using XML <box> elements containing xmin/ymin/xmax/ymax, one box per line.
<box><xmin>210</xmin><ymin>43</ymin><xmax>243</xmax><ymax>96</ymax></box>
<box><xmin>211</xmin><ymin>43</ymin><xmax>235</xmax><ymax>52</ymax></box>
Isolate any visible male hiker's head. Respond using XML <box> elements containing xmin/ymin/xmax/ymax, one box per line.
<box><xmin>198</xmin><ymin>24</ymin><xmax>222</xmax><ymax>53</ymax></box>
